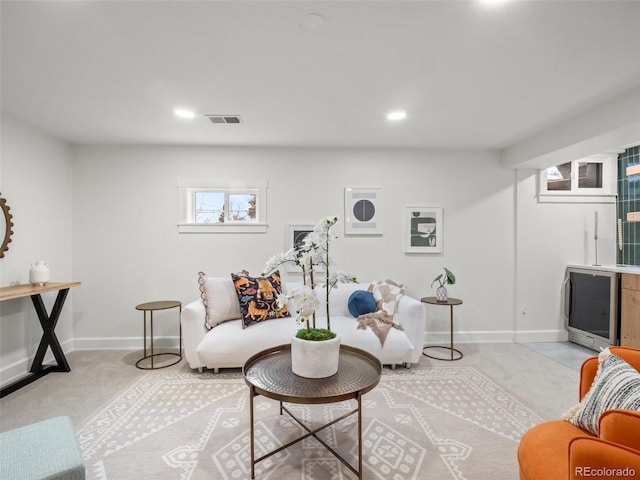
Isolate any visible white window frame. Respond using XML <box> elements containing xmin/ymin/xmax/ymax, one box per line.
<box><xmin>537</xmin><ymin>154</ymin><xmax>617</xmax><ymax>204</ymax></box>
<box><xmin>177</xmin><ymin>179</ymin><xmax>268</xmax><ymax>233</ymax></box>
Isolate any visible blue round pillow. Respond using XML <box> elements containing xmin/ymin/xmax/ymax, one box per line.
<box><xmin>348</xmin><ymin>290</ymin><xmax>377</xmax><ymax>318</ymax></box>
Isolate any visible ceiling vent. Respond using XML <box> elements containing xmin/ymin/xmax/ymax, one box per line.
<box><xmin>204</xmin><ymin>114</ymin><xmax>242</xmax><ymax>124</ymax></box>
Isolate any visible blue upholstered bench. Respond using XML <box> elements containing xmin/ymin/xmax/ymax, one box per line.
<box><xmin>0</xmin><ymin>416</ymin><xmax>85</xmax><ymax>480</ymax></box>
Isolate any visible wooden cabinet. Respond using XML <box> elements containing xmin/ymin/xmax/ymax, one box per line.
<box><xmin>621</xmin><ymin>274</ymin><xmax>640</xmax><ymax>347</ymax></box>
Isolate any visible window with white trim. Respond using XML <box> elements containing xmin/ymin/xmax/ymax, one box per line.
<box><xmin>178</xmin><ymin>180</ymin><xmax>267</xmax><ymax>233</ymax></box>
<box><xmin>537</xmin><ymin>155</ymin><xmax>617</xmax><ymax>203</ymax></box>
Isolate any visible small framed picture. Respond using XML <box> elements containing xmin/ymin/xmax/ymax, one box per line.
<box><xmin>403</xmin><ymin>206</ymin><xmax>443</xmax><ymax>253</ymax></box>
<box><xmin>286</xmin><ymin>225</ymin><xmax>324</xmax><ymax>273</ymax></box>
<box><xmin>344</xmin><ymin>187</ymin><xmax>383</xmax><ymax>235</ymax></box>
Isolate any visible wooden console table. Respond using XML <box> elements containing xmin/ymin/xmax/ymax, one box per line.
<box><xmin>0</xmin><ymin>282</ymin><xmax>80</xmax><ymax>398</ymax></box>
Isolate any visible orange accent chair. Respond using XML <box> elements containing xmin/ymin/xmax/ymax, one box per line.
<box><xmin>518</xmin><ymin>347</ymin><xmax>640</xmax><ymax>480</ymax></box>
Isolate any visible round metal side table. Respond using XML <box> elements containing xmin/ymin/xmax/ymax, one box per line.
<box><xmin>422</xmin><ymin>296</ymin><xmax>463</xmax><ymax>361</ymax></box>
<box><xmin>243</xmin><ymin>344</ymin><xmax>382</xmax><ymax>479</ymax></box>
<box><xmin>135</xmin><ymin>300</ymin><xmax>182</xmax><ymax>369</ymax></box>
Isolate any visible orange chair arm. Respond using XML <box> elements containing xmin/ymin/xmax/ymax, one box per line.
<box><xmin>570</xmin><ymin>437</ymin><xmax>640</xmax><ymax>480</ymax></box>
<box><xmin>599</xmin><ymin>409</ymin><xmax>640</xmax><ymax>453</ymax></box>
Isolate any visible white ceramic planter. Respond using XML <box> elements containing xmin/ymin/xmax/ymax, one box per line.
<box><xmin>290</xmin><ymin>334</ymin><xmax>341</xmax><ymax>378</ymax></box>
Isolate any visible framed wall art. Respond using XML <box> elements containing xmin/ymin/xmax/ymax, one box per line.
<box><xmin>344</xmin><ymin>187</ymin><xmax>383</xmax><ymax>235</ymax></box>
<box><xmin>403</xmin><ymin>206</ymin><xmax>443</xmax><ymax>253</ymax></box>
<box><xmin>285</xmin><ymin>224</ymin><xmax>324</xmax><ymax>273</ymax></box>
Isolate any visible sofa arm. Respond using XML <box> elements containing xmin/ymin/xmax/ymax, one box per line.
<box><xmin>599</xmin><ymin>409</ymin><xmax>640</xmax><ymax>452</ymax></box>
<box><xmin>396</xmin><ymin>295</ymin><xmax>426</xmax><ymax>364</ymax></box>
<box><xmin>570</xmin><ymin>436</ymin><xmax>640</xmax><ymax>480</ymax></box>
<box><xmin>181</xmin><ymin>299</ymin><xmax>208</xmax><ymax>369</ymax></box>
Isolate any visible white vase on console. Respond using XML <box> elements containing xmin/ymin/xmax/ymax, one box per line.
<box><xmin>29</xmin><ymin>260</ymin><xmax>50</xmax><ymax>286</ymax></box>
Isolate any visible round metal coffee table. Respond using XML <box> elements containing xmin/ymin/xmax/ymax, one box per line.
<box><xmin>243</xmin><ymin>344</ymin><xmax>382</xmax><ymax>479</ymax></box>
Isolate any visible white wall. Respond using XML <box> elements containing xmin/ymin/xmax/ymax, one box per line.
<box><xmin>514</xmin><ymin>168</ymin><xmax>617</xmax><ymax>341</ymax></box>
<box><xmin>71</xmin><ymin>146</ymin><xmax>516</xmax><ymax>349</ymax></box>
<box><xmin>0</xmin><ymin>115</ymin><xmax>74</xmax><ymax>385</ymax></box>
<box><xmin>1</xmin><ymin>127</ymin><xmax>619</xmax><ymax>386</ymax></box>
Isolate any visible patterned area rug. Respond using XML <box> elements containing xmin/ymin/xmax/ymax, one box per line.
<box><xmin>77</xmin><ymin>367</ymin><xmax>542</xmax><ymax>479</ymax></box>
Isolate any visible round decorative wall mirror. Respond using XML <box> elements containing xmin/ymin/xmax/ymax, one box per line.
<box><xmin>0</xmin><ymin>194</ymin><xmax>14</xmax><ymax>259</ymax></box>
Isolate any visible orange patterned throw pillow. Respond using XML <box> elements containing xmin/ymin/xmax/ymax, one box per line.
<box><xmin>231</xmin><ymin>271</ymin><xmax>290</xmax><ymax>328</ymax></box>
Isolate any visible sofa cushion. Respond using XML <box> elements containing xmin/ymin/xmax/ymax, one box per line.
<box><xmin>198</xmin><ymin>273</ymin><xmax>241</xmax><ymax>329</ymax></box>
<box><xmin>231</xmin><ymin>271</ymin><xmax>290</xmax><ymax>328</ymax></box>
<box><xmin>195</xmin><ymin>315</ymin><xmax>414</xmax><ymax>369</ymax></box>
<box><xmin>368</xmin><ymin>279</ymin><xmax>405</xmax><ymax>317</ymax></box>
<box><xmin>348</xmin><ymin>290</ymin><xmax>377</xmax><ymax>317</ymax></box>
<box><xmin>565</xmin><ymin>350</ymin><xmax>640</xmax><ymax>435</ymax></box>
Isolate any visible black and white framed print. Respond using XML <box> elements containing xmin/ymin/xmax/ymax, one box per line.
<box><xmin>344</xmin><ymin>187</ymin><xmax>383</xmax><ymax>235</ymax></box>
<box><xmin>286</xmin><ymin>225</ymin><xmax>325</xmax><ymax>273</ymax></box>
<box><xmin>403</xmin><ymin>206</ymin><xmax>443</xmax><ymax>253</ymax></box>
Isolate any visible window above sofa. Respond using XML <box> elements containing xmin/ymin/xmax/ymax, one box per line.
<box><xmin>177</xmin><ymin>179</ymin><xmax>268</xmax><ymax>233</ymax></box>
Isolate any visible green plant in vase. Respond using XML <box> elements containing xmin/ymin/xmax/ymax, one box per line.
<box><xmin>431</xmin><ymin>267</ymin><xmax>455</xmax><ymax>302</ymax></box>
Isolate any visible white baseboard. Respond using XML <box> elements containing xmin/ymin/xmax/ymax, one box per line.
<box><xmin>0</xmin><ymin>336</ymin><xmax>180</xmax><ymax>388</ymax></box>
<box><xmin>514</xmin><ymin>330</ymin><xmax>569</xmax><ymax>343</ymax></box>
<box><xmin>423</xmin><ymin>329</ymin><xmax>568</xmax><ymax>345</ymax></box>
<box><xmin>0</xmin><ymin>338</ymin><xmax>73</xmax><ymax>388</ymax></box>
<box><xmin>71</xmin><ymin>336</ymin><xmax>181</xmax><ymax>351</ymax></box>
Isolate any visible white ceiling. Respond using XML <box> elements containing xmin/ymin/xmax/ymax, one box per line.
<box><xmin>1</xmin><ymin>0</ymin><xmax>639</xmax><ymax>151</ymax></box>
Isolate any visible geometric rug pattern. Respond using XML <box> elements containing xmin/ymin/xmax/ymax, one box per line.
<box><xmin>76</xmin><ymin>367</ymin><xmax>543</xmax><ymax>479</ymax></box>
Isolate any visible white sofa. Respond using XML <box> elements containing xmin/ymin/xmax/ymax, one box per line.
<box><xmin>181</xmin><ymin>280</ymin><xmax>426</xmax><ymax>372</ymax></box>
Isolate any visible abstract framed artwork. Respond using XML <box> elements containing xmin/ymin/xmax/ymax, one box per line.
<box><xmin>403</xmin><ymin>206</ymin><xmax>443</xmax><ymax>253</ymax></box>
<box><xmin>344</xmin><ymin>187</ymin><xmax>383</xmax><ymax>235</ymax></box>
<box><xmin>285</xmin><ymin>225</ymin><xmax>324</xmax><ymax>273</ymax></box>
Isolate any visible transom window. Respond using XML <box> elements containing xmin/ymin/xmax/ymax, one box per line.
<box><xmin>178</xmin><ymin>180</ymin><xmax>267</xmax><ymax>233</ymax></box>
<box><xmin>544</xmin><ymin>161</ymin><xmax>603</xmax><ymax>192</ymax></box>
<box><xmin>538</xmin><ymin>155</ymin><xmax>616</xmax><ymax>203</ymax></box>
<box><xmin>193</xmin><ymin>190</ymin><xmax>257</xmax><ymax>224</ymax></box>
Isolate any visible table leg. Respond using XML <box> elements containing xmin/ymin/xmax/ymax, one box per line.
<box><xmin>150</xmin><ymin>310</ymin><xmax>154</xmax><ymax>369</ymax></box>
<box><xmin>250</xmin><ymin>387</ymin><xmax>256</xmax><ymax>480</ymax></box>
<box><xmin>29</xmin><ymin>289</ymin><xmax>71</xmax><ymax>373</ymax></box>
<box><xmin>357</xmin><ymin>392</ymin><xmax>363</xmax><ymax>479</ymax></box>
<box><xmin>178</xmin><ymin>304</ymin><xmax>182</xmax><ymax>357</ymax></box>
<box><xmin>449</xmin><ymin>305</ymin><xmax>454</xmax><ymax>361</ymax></box>
<box><xmin>143</xmin><ymin>310</ymin><xmax>148</xmax><ymax>358</ymax></box>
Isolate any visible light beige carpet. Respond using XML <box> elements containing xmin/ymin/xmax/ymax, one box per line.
<box><xmin>0</xmin><ymin>343</ymin><xmax>586</xmax><ymax>479</ymax></box>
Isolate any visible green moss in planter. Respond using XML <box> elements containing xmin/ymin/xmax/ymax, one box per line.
<box><xmin>295</xmin><ymin>328</ymin><xmax>337</xmax><ymax>341</ymax></box>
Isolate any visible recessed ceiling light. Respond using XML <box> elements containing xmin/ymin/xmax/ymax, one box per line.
<box><xmin>387</xmin><ymin>111</ymin><xmax>407</xmax><ymax>121</ymax></box>
<box><xmin>174</xmin><ymin>108</ymin><xmax>196</xmax><ymax>119</ymax></box>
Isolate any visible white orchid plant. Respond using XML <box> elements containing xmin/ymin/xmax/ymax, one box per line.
<box><xmin>263</xmin><ymin>215</ymin><xmax>356</xmax><ymax>341</ymax></box>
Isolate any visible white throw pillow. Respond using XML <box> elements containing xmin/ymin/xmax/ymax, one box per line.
<box><xmin>198</xmin><ymin>273</ymin><xmax>241</xmax><ymax>329</ymax></box>
<box><xmin>564</xmin><ymin>348</ymin><xmax>640</xmax><ymax>435</ymax></box>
